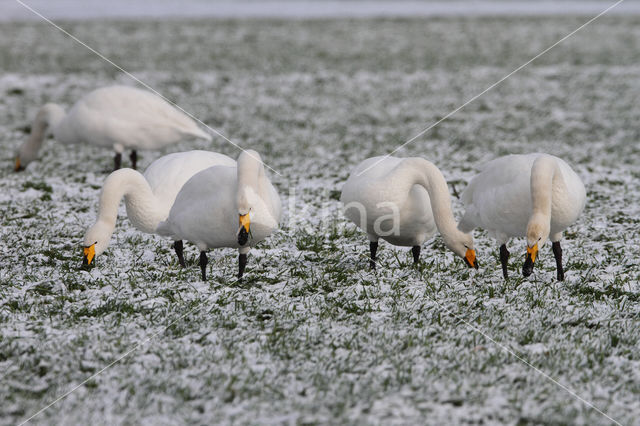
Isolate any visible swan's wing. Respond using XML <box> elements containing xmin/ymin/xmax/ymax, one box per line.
<box><xmin>457</xmin><ymin>210</ymin><xmax>478</xmax><ymax>233</ymax></box>
<box><xmin>143</xmin><ymin>150</ymin><xmax>236</xmax><ymax>206</ymax></box>
<box><xmin>155</xmin><ymin>219</ymin><xmax>176</xmax><ymax>239</ymax></box>
<box><xmin>98</xmin><ymin>86</ymin><xmax>208</xmax><ymax>136</ymax></box>
<box><xmin>462</xmin><ymin>155</ymin><xmax>529</xmax><ymax>205</ymax></box>
<box><xmin>350</xmin><ymin>156</ymin><xmax>404</xmax><ymax>178</ymax></box>
<box><xmin>161</xmin><ymin>166</ymin><xmax>237</xmax><ymax>246</ymax></box>
<box><xmin>556</xmin><ymin>158</ymin><xmax>587</xmax><ymax>208</ymax></box>
<box><xmin>66</xmin><ymin>86</ymin><xmax>210</xmax><ymax>149</ymax></box>
<box><xmin>268</xmin><ymin>183</ymin><xmax>283</xmax><ymax>224</ymax></box>
<box><xmin>341</xmin><ymin>156</ymin><xmax>403</xmax><ymax>204</ymax></box>
<box><xmin>460</xmin><ymin>155</ymin><xmax>536</xmax><ymax>235</ymax></box>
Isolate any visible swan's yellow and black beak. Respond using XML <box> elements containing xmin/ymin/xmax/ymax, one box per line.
<box><xmin>238</xmin><ymin>213</ymin><xmax>250</xmax><ymax>246</ymax></box>
<box><xmin>83</xmin><ymin>244</ymin><xmax>96</xmax><ymax>267</ymax></box>
<box><xmin>464</xmin><ymin>249</ymin><xmax>478</xmax><ymax>269</ymax></box>
<box><xmin>14</xmin><ymin>157</ymin><xmax>24</xmax><ymax>172</ymax></box>
<box><xmin>523</xmin><ymin>244</ymin><xmax>537</xmax><ymax>277</ymax></box>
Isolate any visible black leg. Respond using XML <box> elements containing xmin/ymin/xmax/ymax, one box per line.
<box><xmin>238</xmin><ymin>253</ymin><xmax>247</xmax><ymax>279</ymax></box>
<box><xmin>369</xmin><ymin>241</ymin><xmax>378</xmax><ymax>270</ymax></box>
<box><xmin>552</xmin><ymin>241</ymin><xmax>564</xmax><ymax>281</ymax></box>
<box><xmin>114</xmin><ymin>152</ymin><xmax>122</xmax><ymax>170</ymax></box>
<box><xmin>500</xmin><ymin>244</ymin><xmax>510</xmax><ymax>279</ymax></box>
<box><xmin>412</xmin><ymin>245</ymin><xmax>421</xmax><ymax>264</ymax></box>
<box><xmin>199</xmin><ymin>251</ymin><xmax>208</xmax><ymax>281</ymax></box>
<box><xmin>130</xmin><ymin>150</ymin><xmax>137</xmax><ymax>169</ymax></box>
<box><xmin>173</xmin><ymin>240</ymin><xmax>185</xmax><ymax>268</ymax></box>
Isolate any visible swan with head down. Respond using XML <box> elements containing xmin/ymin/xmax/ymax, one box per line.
<box><xmin>157</xmin><ymin>150</ymin><xmax>281</xmax><ymax>280</ymax></box>
<box><xmin>82</xmin><ymin>150</ymin><xmax>235</xmax><ymax>267</ymax></box>
<box><xmin>340</xmin><ymin>156</ymin><xmax>478</xmax><ymax>270</ymax></box>
<box><xmin>15</xmin><ymin>85</ymin><xmax>211</xmax><ymax>172</ymax></box>
<box><xmin>458</xmin><ymin>153</ymin><xmax>586</xmax><ymax>281</ymax></box>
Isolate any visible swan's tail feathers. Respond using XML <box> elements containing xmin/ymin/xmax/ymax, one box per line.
<box><xmin>183</xmin><ymin>126</ymin><xmax>213</xmax><ymax>142</ymax></box>
<box><xmin>457</xmin><ymin>210</ymin><xmax>477</xmax><ymax>233</ymax></box>
<box><xmin>155</xmin><ymin>220</ymin><xmax>176</xmax><ymax>238</ymax></box>
<box><xmin>460</xmin><ymin>180</ymin><xmax>476</xmax><ymax>206</ymax></box>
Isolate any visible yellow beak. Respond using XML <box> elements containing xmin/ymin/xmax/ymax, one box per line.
<box><xmin>526</xmin><ymin>244</ymin><xmax>538</xmax><ymax>264</ymax></box>
<box><xmin>465</xmin><ymin>248</ymin><xmax>478</xmax><ymax>269</ymax></box>
<box><xmin>83</xmin><ymin>244</ymin><xmax>96</xmax><ymax>266</ymax></box>
<box><xmin>14</xmin><ymin>157</ymin><xmax>22</xmax><ymax>171</ymax></box>
<box><xmin>239</xmin><ymin>213</ymin><xmax>250</xmax><ymax>233</ymax></box>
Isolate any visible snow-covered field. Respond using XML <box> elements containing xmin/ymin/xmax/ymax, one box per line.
<box><xmin>1</xmin><ymin>16</ymin><xmax>639</xmax><ymax>425</ymax></box>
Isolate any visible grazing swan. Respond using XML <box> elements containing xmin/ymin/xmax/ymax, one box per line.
<box><xmin>458</xmin><ymin>153</ymin><xmax>586</xmax><ymax>281</ymax></box>
<box><xmin>82</xmin><ymin>150</ymin><xmax>236</xmax><ymax>267</ymax></box>
<box><xmin>15</xmin><ymin>85</ymin><xmax>211</xmax><ymax>172</ymax></box>
<box><xmin>157</xmin><ymin>150</ymin><xmax>281</xmax><ymax>281</ymax></box>
<box><xmin>340</xmin><ymin>156</ymin><xmax>478</xmax><ymax>270</ymax></box>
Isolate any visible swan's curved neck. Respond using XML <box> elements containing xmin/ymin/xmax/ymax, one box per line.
<box><xmin>530</xmin><ymin>155</ymin><xmax>562</xmax><ymax>220</ymax></box>
<box><xmin>236</xmin><ymin>151</ymin><xmax>266</xmax><ymax>213</ymax></box>
<box><xmin>390</xmin><ymin>158</ymin><xmax>460</xmax><ymax>239</ymax></box>
<box><xmin>20</xmin><ymin>104</ymin><xmax>66</xmax><ymax>161</ymax></box>
<box><xmin>97</xmin><ymin>169</ymin><xmax>164</xmax><ymax>233</ymax></box>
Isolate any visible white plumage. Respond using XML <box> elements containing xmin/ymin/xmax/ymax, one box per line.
<box><xmin>82</xmin><ymin>150</ymin><xmax>235</xmax><ymax>266</ymax></box>
<box><xmin>157</xmin><ymin>150</ymin><xmax>281</xmax><ymax>280</ymax></box>
<box><xmin>340</xmin><ymin>156</ymin><xmax>477</xmax><ymax>269</ymax></box>
<box><xmin>15</xmin><ymin>85</ymin><xmax>211</xmax><ymax>171</ymax></box>
<box><xmin>459</xmin><ymin>153</ymin><xmax>586</xmax><ymax>280</ymax></box>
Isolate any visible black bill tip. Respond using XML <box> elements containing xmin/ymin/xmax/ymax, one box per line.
<box><xmin>81</xmin><ymin>256</ymin><xmax>95</xmax><ymax>270</ymax></box>
<box><xmin>523</xmin><ymin>254</ymin><xmax>534</xmax><ymax>277</ymax></box>
<box><xmin>238</xmin><ymin>227</ymin><xmax>249</xmax><ymax>246</ymax></box>
<box><xmin>464</xmin><ymin>258</ymin><xmax>479</xmax><ymax>269</ymax></box>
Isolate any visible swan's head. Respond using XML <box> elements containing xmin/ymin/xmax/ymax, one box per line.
<box><xmin>444</xmin><ymin>232</ymin><xmax>478</xmax><ymax>269</ymax></box>
<box><xmin>82</xmin><ymin>221</ymin><xmax>113</xmax><ymax>267</ymax></box>
<box><xmin>523</xmin><ymin>214</ymin><xmax>550</xmax><ymax>277</ymax></box>
<box><xmin>14</xmin><ymin>143</ymin><xmax>38</xmax><ymax>172</ymax></box>
<box><xmin>14</xmin><ymin>156</ymin><xmax>24</xmax><ymax>172</ymax></box>
<box><xmin>15</xmin><ymin>103</ymin><xmax>65</xmax><ymax>171</ymax></box>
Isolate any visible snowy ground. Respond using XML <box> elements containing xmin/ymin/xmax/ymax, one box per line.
<box><xmin>1</xmin><ymin>16</ymin><xmax>640</xmax><ymax>425</ymax></box>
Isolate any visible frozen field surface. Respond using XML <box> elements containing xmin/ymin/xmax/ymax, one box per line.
<box><xmin>1</xmin><ymin>16</ymin><xmax>640</xmax><ymax>425</ymax></box>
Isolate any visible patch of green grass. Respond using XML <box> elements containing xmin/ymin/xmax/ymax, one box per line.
<box><xmin>22</xmin><ymin>181</ymin><xmax>53</xmax><ymax>193</ymax></box>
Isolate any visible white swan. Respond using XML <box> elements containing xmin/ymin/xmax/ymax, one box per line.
<box><xmin>157</xmin><ymin>150</ymin><xmax>281</xmax><ymax>280</ymax></box>
<box><xmin>82</xmin><ymin>150</ymin><xmax>236</xmax><ymax>266</ymax></box>
<box><xmin>340</xmin><ymin>156</ymin><xmax>478</xmax><ymax>269</ymax></box>
<box><xmin>15</xmin><ymin>85</ymin><xmax>211</xmax><ymax>172</ymax></box>
<box><xmin>458</xmin><ymin>153</ymin><xmax>586</xmax><ymax>281</ymax></box>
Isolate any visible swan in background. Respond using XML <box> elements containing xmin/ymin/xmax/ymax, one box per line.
<box><xmin>340</xmin><ymin>156</ymin><xmax>478</xmax><ymax>270</ymax></box>
<box><xmin>157</xmin><ymin>150</ymin><xmax>281</xmax><ymax>281</ymax></box>
<box><xmin>15</xmin><ymin>85</ymin><xmax>212</xmax><ymax>172</ymax></box>
<box><xmin>458</xmin><ymin>153</ymin><xmax>586</xmax><ymax>281</ymax></box>
<box><xmin>82</xmin><ymin>150</ymin><xmax>236</xmax><ymax>267</ymax></box>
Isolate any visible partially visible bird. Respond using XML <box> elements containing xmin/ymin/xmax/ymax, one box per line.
<box><xmin>15</xmin><ymin>85</ymin><xmax>211</xmax><ymax>172</ymax></box>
